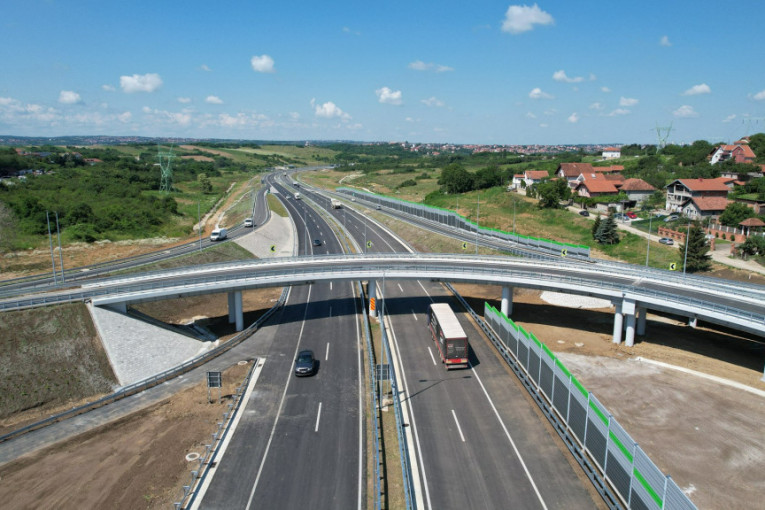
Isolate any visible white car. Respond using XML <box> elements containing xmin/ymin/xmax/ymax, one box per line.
<box><xmin>243</xmin><ymin>218</ymin><xmax>253</xmax><ymax>227</ymax></box>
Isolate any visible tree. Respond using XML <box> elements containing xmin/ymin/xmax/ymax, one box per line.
<box><xmin>0</xmin><ymin>201</ymin><xmax>18</xmax><ymax>253</ymax></box>
<box><xmin>198</xmin><ymin>173</ymin><xmax>212</xmax><ymax>193</ymax></box>
<box><xmin>748</xmin><ymin>132</ymin><xmax>765</xmax><ymax>163</ymax></box>
<box><xmin>719</xmin><ymin>202</ymin><xmax>756</xmax><ymax>226</ymax></box>
<box><xmin>438</xmin><ymin>163</ymin><xmax>475</xmax><ymax>194</ymax></box>
<box><xmin>535</xmin><ymin>178</ymin><xmax>571</xmax><ymax>208</ymax></box>
<box><xmin>591</xmin><ymin>215</ymin><xmax>602</xmax><ymax>239</ymax></box>
<box><xmin>739</xmin><ymin>235</ymin><xmax>765</xmax><ymax>258</ymax></box>
<box><xmin>594</xmin><ymin>214</ymin><xmax>620</xmax><ymax>244</ymax></box>
<box><xmin>680</xmin><ymin>224</ymin><xmax>712</xmax><ymax>272</ymax></box>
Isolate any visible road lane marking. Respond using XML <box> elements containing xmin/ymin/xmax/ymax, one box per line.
<box><xmin>417</xmin><ymin>281</ymin><xmax>433</xmax><ymax>301</ymax></box>
<box><xmin>325</xmin><ymin>342</ymin><xmax>330</xmax><ymax>361</ymax></box>
<box><xmin>411</xmin><ymin>309</ymin><xmax>418</xmax><ymax>321</ymax></box>
<box><xmin>352</xmin><ymin>281</ymin><xmax>364</xmax><ymax>510</ymax></box>
<box><xmin>330</xmin><ymin>282</ymin><xmax>333</xmax><ymax>291</ymax></box>
<box><xmin>451</xmin><ymin>410</ymin><xmax>465</xmax><ymax>442</ymax></box>
<box><xmin>471</xmin><ymin>364</ymin><xmax>549</xmax><ymax>510</ymax></box>
<box><xmin>245</xmin><ymin>285</ymin><xmax>313</xmax><ymax>510</ymax></box>
<box><xmin>398</xmin><ymin>283</ymin><xmax>404</xmax><ymax>292</ymax></box>
<box><xmin>427</xmin><ymin>347</ymin><xmax>436</xmax><ymax>365</ymax></box>
<box><xmin>315</xmin><ymin>402</ymin><xmax>322</xmax><ymax>432</ymax></box>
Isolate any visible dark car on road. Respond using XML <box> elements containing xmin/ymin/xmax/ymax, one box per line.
<box><xmin>579</xmin><ymin>210</ymin><xmax>590</xmax><ymax>217</ymax></box>
<box><xmin>313</xmin><ymin>239</ymin><xmax>322</xmax><ymax>247</ymax></box>
<box><xmin>294</xmin><ymin>350</ymin><xmax>316</xmax><ymax>376</ymax></box>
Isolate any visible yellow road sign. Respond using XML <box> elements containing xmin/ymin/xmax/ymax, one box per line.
<box><xmin>669</xmin><ymin>262</ymin><xmax>677</xmax><ymax>271</ymax></box>
<box><xmin>561</xmin><ymin>248</ymin><xmax>568</xmax><ymax>257</ymax></box>
<box><xmin>462</xmin><ymin>242</ymin><xmax>468</xmax><ymax>250</ymax></box>
<box><xmin>270</xmin><ymin>245</ymin><xmax>276</xmax><ymax>252</ymax></box>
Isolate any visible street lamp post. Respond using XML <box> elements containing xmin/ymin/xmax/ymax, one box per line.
<box><xmin>645</xmin><ymin>215</ymin><xmax>653</xmax><ymax>266</ymax></box>
<box><xmin>683</xmin><ymin>219</ymin><xmax>691</xmax><ymax>275</ymax></box>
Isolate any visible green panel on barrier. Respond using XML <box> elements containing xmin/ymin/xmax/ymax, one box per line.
<box><xmin>571</xmin><ymin>376</ymin><xmax>588</xmax><ymax>397</ymax></box>
<box><xmin>634</xmin><ymin>468</ymin><xmax>663</xmax><ymax>507</ymax></box>
<box><xmin>541</xmin><ymin>343</ymin><xmax>555</xmax><ymax>360</ymax></box>
<box><xmin>555</xmin><ymin>358</ymin><xmax>573</xmax><ymax>379</ymax></box>
<box><xmin>590</xmin><ymin>401</ymin><xmax>609</xmax><ymax>426</ymax></box>
<box><xmin>530</xmin><ymin>332</ymin><xmax>542</xmax><ymax>348</ymax></box>
<box><xmin>609</xmin><ymin>431</ymin><xmax>634</xmax><ymax>463</ymax></box>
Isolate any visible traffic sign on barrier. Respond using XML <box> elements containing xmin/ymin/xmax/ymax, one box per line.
<box><xmin>270</xmin><ymin>245</ymin><xmax>276</xmax><ymax>252</ymax></box>
<box><xmin>669</xmin><ymin>262</ymin><xmax>677</xmax><ymax>271</ymax></box>
<box><xmin>561</xmin><ymin>248</ymin><xmax>568</xmax><ymax>257</ymax></box>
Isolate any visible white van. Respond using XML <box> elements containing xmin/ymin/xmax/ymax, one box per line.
<box><xmin>210</xmin><ymin>227</ymin><xmax>228</xmax><ymax>241</ymax></box>
<box><xmin>243</xmin><ymin>218</ymin><xmax>253</xmax><ymax>227</ymax></box>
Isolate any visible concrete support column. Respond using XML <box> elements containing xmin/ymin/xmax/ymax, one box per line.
<box><xmin>368</xmin><ymin>279</ymin><xmax>377</xmax><ymax>317</ymax></box>
<box><xmin>107</xmin><ymin>302</ymin><xmax>127</xmax><ymax>314</ymax></box>
<box><xmin>689</xmin><ymin>316</ymin><xmax>698</xmax><ymax>328</ymax></box>
<box><xmin>623</xmin><ymin>299</ymin><xmax>636</xmax><ymax>347</ymax></box>
<box><xmin>636</xmin><ymin>306</ymin><xmax>647</xmax><ymax>336</ymax></box>
<box><xmin>612</xmin><ymin>301</ymin><xmax>624</xmax><ymax>345</ymax></box>
<box><xmin>501</xmin><ymin>286</ymin><xmax>514</xmax><ymax>317</ymax></box>
<box><xmin>228</xmin><ymin>291</ymin><xmax>243</xmax><ymax>331</ymax></box>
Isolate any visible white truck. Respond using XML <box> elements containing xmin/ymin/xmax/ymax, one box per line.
<box><xmin>210</xmin><ymin>227</ymin><xmax>227</xmax><ymax>241</ymax></box>
<box><xmin>294</xmin><ymin>192</ymin><xmax>301</xmax><ymax>200</ymax></box>
<box><xmin>331</xmin><ymin>199</ymin><xmax>342</xmax><ymax>209</ymax></box>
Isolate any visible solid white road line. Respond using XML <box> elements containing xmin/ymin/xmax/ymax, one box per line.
<box><xmin>353</xmin><ymin>281</ymin><xmax>364</xmax><ymax>510</ymax></box>
<box><xmin>315</xmin><ymin>402</ymin><xmax>322</xmax><ymax>432</ymax></box>
<box><xmin>470</xmin><ymin>364</ymin><xmax>549</xmax><ymax>510</ymax></box>
<box><xmin>245</xmin><ymin>285</ymin><xmax>313</xmax><ymax>510</ymax></box>
<box><xmin>451</xmin><ymin>410</ymin><xmax>465</xmax><ymax>442</ymax></box>
<box><xmin>427</xmin><ymin>346</ymin><xmax>437</xmax><ymax>366</ymax></box>
<box><xmin>398</xmin><ymin>283</ymin><xmax>404</xmax><ymax>292</ymax></box>
<box><xmin>325</xmin><ymin>342</ymin><xmax>330</xmax><ymax>361</ymax></box>
<box><xmin>417</xmin><ymin>281</ymin><xmax>433</xmax><ymax>301</ymax></box>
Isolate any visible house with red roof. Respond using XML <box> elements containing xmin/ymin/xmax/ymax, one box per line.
<box><xmin>602</xmin><ymin>147</ymin><xmax>621</xmax><ymax>159</ymax></box>
<box><xmin>522</xmin><ymin>170</ymin><xmax>550</xmax><ymax>187</ymax></box>
<box><xmin>681</xmin><ymin>196</ymin><xmax>730</xmax><ymax>220</ymax></box>
<box><xmin>556</xmin><ymin>162</ymin><xmax>594</xmax><ymax>186</ymax></box>
<box><xmin>708</xmin><ymin>140</ymin><xmax>756</xmax><ymax>164</ymax></box>
<box><xmin>619</xmin><ymin>178</ymin><xmax>656</xmax><ymax>204</ymax></box>
<box><xmin>665</xmin><ymin>178</ymin><xmax>730</xmax><ymax>212</ymax></box>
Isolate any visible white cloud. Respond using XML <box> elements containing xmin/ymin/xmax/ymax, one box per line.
<box><xmin>525</xmin><ymin>112</ymin><xmax>537</xmax><ymax>118</ymax></box>
<box><xmin>178</xmin><ymin>97</ymin><xmax>192</xmax><ymax>104</ymax></box>
<box><xmin>120</xmin><ymin>73</ymin><xmax>162</xmax><ymax>93</ymax></box>
<box><xmin>660</xmin><ymin>35</ymin><xmax>672</xmax><ymax>47</ymax></box>
<box><xmin>376</xmin><ymin>87</ymin><xmax>403</xmax><ymax>105</ymax></box>
<box><xmin>552</xmin><ymin>70</ymin><xmax>584</xmax><ymax>83</ymax></box>
<box><xmin>205</xmin><ymin>95</ymin><xmax>223</xmax><ymax>104</ymax></box>
<box><xmin>619</xmin><ymin>96</ymin><xmax>638</xmax><ymax>107</ymax></box>
<box><xmin>673</xmin><ymin>105</ymin><xmax>698</xmax><ymax>118</ymax></box>
<box><xmin>601</xmin><ymin>86</ymin><xmax>611</xmax><ymax>93</ymax></box>
<box><xmin>141</xmin><ymin>107</ymin><xmax>192</xmax><ymax>125</ymax></box>
<box><xmin>567</xmin><ymin>112</ymin><xmax>579</xmax><ymax>123</ymax></box>
<box><xmin>117</xmin><ymin>111</ymin><xmax>132</xmax><ymax>123</ymax></box>
<box><xmin>342</xmin><ymin>27</ymin><xmax>361</xmax><ymax>36</ymax></box>
<box><xmin>408</xmin><ymin>60</ymin><xmax>454</xmax><ymax>72</ymax></box>
<box><xmin>421</xmin><ymin>96</ymin><xmax>445</xmax><ymax>107</ymax></box>
<box><xmin>289</xmin><ymin>112</ymin><xmax>300</xmax><ymax>120</ymax></box>
<box><xmin>58</xmin><ymin>90</ymin><xmax>81</xmax><ymax>104</ymax></box>
<box><xmin>539</xmin><ymin>123</ymin><xmax>548</xmax><ymax>128</ymax></box>
<box><xmin>101</xmin><ymin>84</ymin><xmax>115</xmax><ymax>92</ymax></box>
<box><xmin>682</xmin><ymin>83</ymin><xmax>711</xmax><ymax>96</ymax></box>
<box><xmin>543</xmin><ymin>108</ymin><xmax>557</xmax><ymax>116</ymax></box>
<box><xmin>200</xmin><ymin>64</ymin><xmax>212</xmax><ymax>72</ymax></box>
<box><xmin>589</xmin><ymin>73</ymin><xmax>597</xmax><ymax>81</ymax></box>
<box><xmin>250</xmin><ymin>54</ymin><xmax>275</xmax><ymax>73</ymax></box>
<box><xmin>529</xmin><ymin>87</ymin><xmax>554</xmax><ymax>100</ymax></box>
<box><xmin>502</xmin><ymin>4</ymin><xmax>554</xmax><ymax>34</ymax></box>
<box><xmin>723</xmin><ymin>114</ymin><xmax>736</xmax><ymax>123</ymax></box>
<box><xmin>589</xmin><ymin>102</ymin><xmax>604</xmax><ymax>110</ymax></box>
<box><xmin>753</xmin><ymin>89</ymin><xmax>765</xmax><ymax>101</ymax></box>
<box><xmin>311</xmin><ymin>98</ymin><xmax>350</xmax><ymax>119</ymax></box>
<box><xmin>606</xmin><ymin>108</ymin><xmax>630</xmax><ymax>116</ymax></box>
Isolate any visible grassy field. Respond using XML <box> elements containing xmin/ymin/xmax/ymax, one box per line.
<box><xmin>0</xmin><ymin>303</ymin><xmax>116</xmax><ymax>421</ymax></box>
<box><xmin>267</xmin><ymin>193</ymin><xmax>288</xmax><ymax>217</ymax></box>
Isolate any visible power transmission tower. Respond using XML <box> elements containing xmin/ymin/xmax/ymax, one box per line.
<box><xmin>655</xmin><ymin>122</ymin><xmax>673</xmax><ymax>149</ymax></box>
<box><xmin>741</xmin><ymin>117</ymin><xmax>765</xmax><ymax>138</ymax></box>
<box><xmin>157</xmin><ymin>145</ymin><xmax>176</xmax><ymax>193</ymax></box>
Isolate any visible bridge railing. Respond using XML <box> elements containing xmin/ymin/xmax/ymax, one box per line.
<box><xmin>481</xmin><ymin>302</ymin><xmax>697</xmax><ymax>510</ymax></box>
<box><xmin>336</xmin><ymin>187</ymin><xmax>591</xmax><ymax>258</ymax></box>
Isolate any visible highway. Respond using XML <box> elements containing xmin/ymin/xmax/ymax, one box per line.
<box><xmin>197</xmin><ymin>175</ymin><xmax>364</xmax><ymax>509</ymax></box>
<box><xmin>270</xmin><ymin>176</ymin><xmax>599</xmax><ymax>508</ymax></box>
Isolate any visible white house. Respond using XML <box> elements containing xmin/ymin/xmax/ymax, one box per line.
<box><xmin>602</xmin><ymin>147</ymin><xmax>621</xmax><ymax>159</ymax></box>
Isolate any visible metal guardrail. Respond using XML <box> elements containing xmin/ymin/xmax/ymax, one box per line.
<box><xmin>0</xmin><ymin>286</ymin><xmax>289</xmax><ymax>446</ymax></box>
<box><xmin>476</xmin><ymin>298</ymin><xmax>697</xmax><ymax>510</ymax></box>
<box><xmin>176</xmin><ymin>358</ymin><xmax>258</xmax><ymax>510</ymax></box>
<box><xmin>336</xmin><ymin>187</ymin><xmax>591</xmax><ymax>258</ymax></box>
<box><xmin>360</xmin><ymin>282</ymin><xmax>383</xmax><ymax>510</ymax></box>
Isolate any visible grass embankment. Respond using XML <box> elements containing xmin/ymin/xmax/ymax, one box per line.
<box><xmin>0</xmin><ymin>303</ymin><xmax>116</xmax><ymax>425</ymax></box>
<box><xmin>267</xmin><ymin>193</ymin><xmax>288</xmax><ymax>217</ymax></box>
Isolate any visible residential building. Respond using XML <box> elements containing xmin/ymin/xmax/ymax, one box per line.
<box><xmin>556</xmin><ymin>162</ymin><xmax>594</xmax><ymax>186</ymax></box>
<box><xmin>602</xmin><ymin>147</ymin><xmax>621</xmax><ymax>159</ymax></box>
<box><xmin>665</xmin><ymin>178</ymin><xmax>730</xmax><ymax>212</ymax></box>
<box><xmin>522</xmin><ymin>170</ymin><xmax>550</xmax><ymax>187</ymax></box>
<box><xmin>574</xmin><ymin>173</ymin><xmax>619</xmax><ymax>197</ymax></box>
<box><xmin>681</xmin><ymin>196</ymin><xmax>729</xmax><ymax>220</ymax></box>
<box><xmin>619</xmin><ymin>178</ymin><xmax>656</xmax><ymax>204</ymax></box>
<box><xmin>708</xmin><ymin>140</ymin><xmax>756</xmax><ymax>164</ymax></box>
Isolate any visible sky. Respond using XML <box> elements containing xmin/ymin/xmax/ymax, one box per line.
<box><xmin>1</xmin><ymin>0</ymin><xmax>765</xmax><ymax>145</ymax></box>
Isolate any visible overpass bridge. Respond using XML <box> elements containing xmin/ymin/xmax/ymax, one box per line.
<box><xmin>4</xmin><ymin>253</ymin><xmax>763</xmax><ymax>346</ymax></box>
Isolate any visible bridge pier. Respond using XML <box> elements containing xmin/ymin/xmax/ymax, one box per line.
<box><xmin>106</xmin><ymin>302</ymin><xmax>127</xmax><ymax>314</ymax></box>
<box><xmin>623</xmin><ymin>299</ymin><xmax>636</xmax><ymax>347</ymax></box>
<box><xmin>228</xmin><ymin>291</ymin><xmax>243</xmax><ymax>331</ymax></box>
<box><xmin>368</xmin><ymin>280</ymin><xmax>377</xmax><ymax>317</ymax></box>
<box><xmin>612</xmin><ymin>301</ymin><xmax>623</xmax><ymax>345</ymax></box>
<box><xmin>636</xmin><ymin>306</ymin><xmax>647</xmax><ymax>336</ymax></box>
<box><xmin>501</xmin><ymin>286</ymin><xmax>513</xmax><ymax>316</ymax></box>
<box><xmin>689</xmin><ymin>315</ymin><xmax>698</xmax><ymax>328</ymax></box>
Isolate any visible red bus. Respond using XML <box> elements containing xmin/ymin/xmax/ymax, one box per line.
<box><xmin>428</xmin><ymin>303</ymin><xmax>469</xmax><ymax>369</ymax></box>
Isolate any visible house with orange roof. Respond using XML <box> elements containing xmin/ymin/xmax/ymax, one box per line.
<box><xmin>680</xmin><ymin>196</ymin><xmax>729</xmax><ymax>220</ymax></box>
<box><xmin>665</xmin><ymin>178</ymin><xmax>730</xmax><ymax>212</ymax></box>
<box><xmin>522</xmin><ymin>170</ymin><xmax>550</xmax><ymax>187</ymax></box>
<box><xmin>619</xmin><ymin>178</ymin><xmax>656</xmax><ymax>204</ymax></box>
<box><xmin>574</xmin><ymin>174</ymin><xmax>619</xmax><ymax>197</ymax></box>
<box><xmin>602</xmin><ymin>147</ymin><xmax>621</xmax><ymax>159</ymax></box>
<box><xmin>708</xmin><ymin>140</ymin><xmax>756</xmax><ymax>164</ymax></box>
<box><xmin>556</xmin><ymin>162</ymin><xmax>594</xmax><ymax>186</ymax></box>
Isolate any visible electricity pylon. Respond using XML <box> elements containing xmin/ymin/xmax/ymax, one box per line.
<box><xmin>158</xmin><ymin>145</ymin><xmax>176</xmax><ymax>193</ymax></box>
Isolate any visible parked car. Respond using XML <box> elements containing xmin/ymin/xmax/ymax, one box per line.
<box><xmin>664</xmin><ymin>214</ymin><xmax>679</xmax><ymax>222</ymax></box>
<box><xmin>614</xmin><ymin>213</ymin><xmax>629</xmax><ymax>221</ymax></box>
<box><xmin>579</xmin><ymin>210</ymin><xmax>590</xmax><ymax>217</ymax></box>
<box><xmin>659</xmin><ymin>237</ymin><xmax>674</xmax><ymax>245</ymax></box>
<box><xmin>625</xmin><ymin>211</ymin><xmax>637</xmax><ymax>219</ymax></box>
<box><xmin>294</xmin><ymin>350</ymin><xmax>316</xmax><ymax>376</ymax></box>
